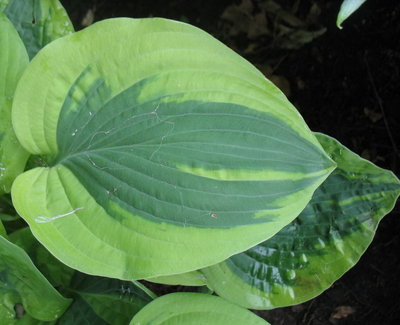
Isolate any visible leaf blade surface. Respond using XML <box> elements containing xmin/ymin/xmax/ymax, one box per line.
<box><xmin>0</xmin><ymin>13</ymin><xmax>29</xmax><ymax>194</ymax></box>
<box><xmin>0</xmin><ymin>235</ymin><xmax>71</xmax><ymax>321</ymax></box>
<box><xmin>2</xmin><ymin>0</ymin><xmax>73</xmax><ymax>58</ymax></box>
<box><xmin>129</xmin><ymin>292</ymin><xmax>270</xmax><ymax>325</ymax></box>
<box><xmin>202</xmin><ymin>133</ymin><xmax>400</xmax><ymax>309</ymax></box>
<box><xmin>12</xmin><ymin>18</ymin><xmax>335</xmax><ymax>279</ymax></box>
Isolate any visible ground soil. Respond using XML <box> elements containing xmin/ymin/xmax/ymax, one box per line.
<box><xmin>62</xmin><ymin>1</ymin><xmax>400</xmax><ymax>324</ymax></box>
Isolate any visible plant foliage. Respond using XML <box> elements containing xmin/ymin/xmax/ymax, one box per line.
<box><xmin>0</xmin><ymin>2</ymin><xmax>399</xmax><ymax>324</ymax></box>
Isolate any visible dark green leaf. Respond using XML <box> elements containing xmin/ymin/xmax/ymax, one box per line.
<box><xmin>65</xmin><ymin>273</ymin><xmax>153</xmax><ymax>325</ymax></box>
<box><xmin>2</xmin><ymin>0</ymin><xmax>73</xmax><ymax>59</ymax></box>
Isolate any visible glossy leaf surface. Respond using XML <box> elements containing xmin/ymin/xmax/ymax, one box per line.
<box><xmin>2</xmin><ymin>0</ymin><xmax>73</xmax><ymax>58</ymax></box>
<box><xmin>130</xmin><ymin>292</ymin><xmax>270</xmax><ymax>325</ymax></box>
<box><xmin>12</xmin><ymin>18</ymin><xmax>335</xmax><ymax>279</ymax></box>
<box><xmin>203</xmin><ymin>133</ymin><xmax>400</xmax><ymax>309</ymax></box>
<box><xmin>0</xmin><ymin>13</ymin><xmax>29</xmax><ymax>194</ymax></box>
<box><xmin>0</xmin><ymin>235</ymin><xmax>71</xmax><ymax>321</ymax></box>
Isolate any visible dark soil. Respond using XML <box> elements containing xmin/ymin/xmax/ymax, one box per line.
<box><xmin>62</xmin><ymin>1</ymin><xmax>400</xmax><ymax>324</ymax></box>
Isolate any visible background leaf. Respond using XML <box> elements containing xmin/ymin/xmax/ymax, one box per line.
<box><xmin>337</xmin><ymin>0</ymin><xmax>368</xmax><ymax>28</ymax></box>
<box><xmin>0</xmin><ymin>13</ymin><xmax>29</xmax><ymax>194</ymax></box>
<box><xmin>55</xmin><ymin>297</ymin><xmax>107</xmax><ymax>325</ymax></box>
<box><xmin>61</xmin><ymin>273</ymin><xmax>153</xmax><ymax>325</ymax></box>
<box><xmin>8</xmin><ymin>228</ymin><xmax>74</xmax><ymax>288</ymax></box>
<box><xmin>0</xmin><ymin>213</ymin><xmax>17</xmax><ymax>222</ymax></box>
<box><xmin>0</xmin><ymin>236</ymin><xmax>71</xmax><ymax>321</ymax></box>
<box><xmin>2</xmin><ymin>0</ymin><xmax>74</xmax><ymax>59</ymax></box>
<box><xmin>0</xmin><ymin>303</ymin><xmax>50</xmax><ymax>325</ymax></box>
<box><xmin>202</xmin><ymin>132</ymin><xmax>400</xmax><ymax>309</ymax></box>
<box><xmin>130</xmin><ymin>292</ymin><xmax>270</xmax><ymax>325</ymax></box>
<box><xmin>11</xmin><ymin>18</ymin><xmax>335</xmax><ymax>280</ymax></box>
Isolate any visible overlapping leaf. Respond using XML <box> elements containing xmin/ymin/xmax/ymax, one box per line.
<box><xmin>1</xmin><ymin>0</ymin><xmax>73</xmax><ymax>59</ymax></box>
<box><xmin>0</xmin><ymin>304</ymin><xmax>49</xmax><ymax>325</ymax></box>
<box><xmin>1</xmin><ymin>231</ymin><xmax>153</xmax><ymax>324</ymax></box>
<box><xmin>0</xmin><ymin>235</ymin><xmax>71</xmax><ymax>321</ymax></box>
<box><xmin>202</xmin><ymin>133</ymin><xmax>400</xmax><ymax>309</ymax></box>
<box><xmin>12</xmin><ymin>18</ymin><xmax>335</xmax><ymax>280</ymax></box>
<box><xmin>59</xmin><ymin>273</ymin><xmax>153</xmax><ymax>325</ymax></box>
<box><xmin>9</xmin><ymin>228</ymin><xmax>74</xmax><ymax>288</ymax></box>
<box><xmin>0</xmin><ymin>13</ymin><xmax>29</xmax><ymax>194</ymax></box>
<box><xmin>130</xmin><ymin>292</ymin><xmax>270</xmax><ymax>325</ymax></box>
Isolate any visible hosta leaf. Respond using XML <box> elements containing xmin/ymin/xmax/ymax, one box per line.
<box><xmin>0</xmin><ymin>13</ymin><xmax>29</xmax><ymax>194</ymax></box>
<box><xmin>55</xmin><ymin>297</ymin><xmax>107</xmax><ymax>325</ymax></box>
<box><xmin>0</xmin><ymin>306</ymin><xmax>26</xmax><ymax>325</ymax></box>
<box><xmin>1</xmin><ymin>273</ymin><xmax>155</xmax><ymax>325</ymax></box>
<box><xmin>0</xmin><ymin>303</ymin><xmax>49</xmax><ymax>325</ymax></box>
<box><xmin>62</xmin><ymin>273</ymin><xmax>153</xmax><ymax>325</ymax></box>
<box><xmin>8</xmin><ymin>228</ymin><xmax>74</xmax><ymax>288</ymax></box>
<box><xmin>11</xmin><ymin>18</ymin><xmax>335</xmax><ymax>280</ymax></box>
<box><xmin>337</xmin><ymin>0</ymin><xmax>367</xmax><ymax>28</ymax></box>
<box><xmin>2</xmin><ymin>0</ymin><xmax>73</xmax><ymax>59</ymax></box>
<box><xmin>0</xmin><ymin>235</ymin><xmax>71</xmax><ymax>321</ymax></box>
<box><xmin>202</xmin><ymin>133</ymin><xmax>400</xmax><ymax>309</ymax></box>
<box><xmin>130</xmin><ymin>292</ymin><xmax>270</xmax><ymax>325</ymax></box>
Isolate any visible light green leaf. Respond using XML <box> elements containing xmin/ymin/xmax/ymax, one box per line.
<box><xmin>12</xmin><ymin>18</ymin><xmax>335</xmax><ymax>280</ymax></box>
<box><xmin>337</xmin><ymin>0</ymin><xmax>367</xmax><ymax>29</ymax></box>
<box><xmin>146</xmin><ymin>271</ymin><xmax>207</xmax><ymax>286</ymax></box>
<box><xmin>8</xmin><ymin>228</ymin><xmax>74</xmax><ymax>288</ymax></box>
<box><xmin>130</xmin><ymin>292</ymin><xmax>270</xmax><ymax>325</ymax></box>
<box><xmin>2</xmin><ymin>0</ymin><xmax>73</xmax><ymax>59</ymax></box>
<box><xmin>0</xmin><ymin>13</ymin><xmax>29</xmax><ymax>194</ymax></box>
<box><xmin>0</xmin><ymin>236</ymin><xmax>71</xmax><ymax>321</ymax></box>
<box><xmin>202</xmin><ymin>133</ymin><xmax>400</xmax><ymax>309</ymax></box>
